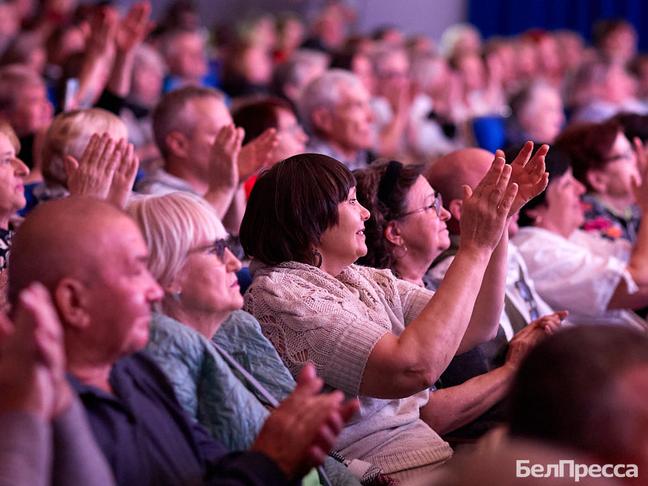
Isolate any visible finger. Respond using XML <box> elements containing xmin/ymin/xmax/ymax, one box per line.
<box><xmin>475</xmin><ymin>154</ymin><xmax>505</xmax><ymax>196</ymax></box>
<box><xmin>339</xmin><ymin>398</ymin><xmax>360</xmax><ymax>423</ymax></box>
<box><xmin>498</xmin><ymin>181</ymin><xmax>518</xmax><ymax>215</ymax></box>
<box><xmin>493</xmin><ymin>162</ymin><xmax>512</xmax><ymax>204</ymax></box>
<box><xmin>528</xmin><ymin>144</ymin><xmax>549</xmax><ymax>176</ymax></box>
<box><xmin>96</xmin><ymin>133</ymin><xmax>116</xmax><ymax>169</ymax></box>
<box><xmin>511</xmin><ymin>141</ymin><xmax>534</xmax><ymax>168</ymax></box>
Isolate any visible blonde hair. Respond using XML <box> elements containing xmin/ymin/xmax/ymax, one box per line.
<box><xmin>126</xmin><ymin>192</ymin><xmax>225</xmax><ymax>288</ymax></box>
<box><xmin>41</xmin><ymin>108</ymin><xmax>128</xmax><ymax>186</ymax></box>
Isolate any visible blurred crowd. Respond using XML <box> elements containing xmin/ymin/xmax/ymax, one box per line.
<box><xmin>1</xmin><ymin>0</ymin><xmax>648</xmax><ymax>485</ymax></box>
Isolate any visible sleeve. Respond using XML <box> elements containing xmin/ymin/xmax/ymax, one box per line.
<box><xmin>52</xmin><ymin>396</ymin><xmax>116</xmax><ymax>486</ymax></box>
<box><xmin>518</xmin><ymin>232</ymin><xmax>633</xmax><ymax>316</ymax></box>
<box><xmin>95</xmin><ymin>89</ymin><xmax>126</xmax><ymax>115</ymax></box>
<box><xmin>0</xmin><ymin>412</ymin><xmax>50</xmax><ymax>486</ymax></box>
<box><xmin>244</xmin><ymin>275</ymin><xmax>390</xmax><ymax>397</ymax></box>
<box><xmin>394</xmin><ymin>277</ymin><xmax>435</xmax><ymax>325</ymax></box>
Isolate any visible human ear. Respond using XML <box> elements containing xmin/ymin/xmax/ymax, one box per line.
<box><xmin>384</xmin><ymin>220</ymin><xmax>404</xmax><ymax>246</ymax></box>
<box><xmin>165</xmin><ymin>131</ymin><xmax>190</xmax><ymax>159</ymax></box>
<box><xmin>54</xmin><ymin>278</ymin><xmax>91</xmax><ymax>330</ymax></box>
<box><xmin>586</xmin><ymin>170</ymin><xmax>607</xmax><ymax>194</ymax></box>
<box><xmin>311</xmin><ymin>108</ymin><xmax>334</xmax><ymax>134</ymax></box>
<box><xmin>448</xmin><ymin>199</ymin><xmax>463</xmax><ymax>222</ymax></box>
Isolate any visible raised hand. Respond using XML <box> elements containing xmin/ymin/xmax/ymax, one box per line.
<box><xmin>65</xmin><ymin>133</ymin><xmax>123</xmax><ymax>200</ymax></box>
<box><xmin>208</xmin><ymin>124</ymin><xmax>244</xmax><ymax>190</ymax></box>
<box><xmin>238</xmin><ymin>128</ymin><xmax>278</xmax><ymax>181</ymax></box>
<box><xmin>0</xmin><ymin>283</ymin><xmax>70</xmax><ymax>418</ymax></box>
<box><xmin>506</xmin><ymin>141</ymin><xmax>550</xmax><ymax>214</ymax></box>
<box><xmin>108</xmin><ymin>141</ymin><xmax>140</xmax><ymax>208</ymax></box>
<box><xmin>252</xmin><ymin>363</ymin><xmax>359</xmax><ymax>479</ymax></box>
<box><xmin>115</xmin><ymin>1</ymin><xmax>153</xmax><ymax>54</ymax></box>
<box><xmin>459</xmin><ymin>154</ymin><xmax>519</xmax><ymax>253</ymax></box>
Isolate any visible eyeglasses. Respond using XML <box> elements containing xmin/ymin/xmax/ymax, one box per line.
<box><xmin>202</xmin><ymin>236</ymin><xmax>245</xmax><ymax>261</ymax></box>
<box><xmin>398</xmin><ymin>193</ymin><xmax>444</xmax><ymax>218</ymax></box>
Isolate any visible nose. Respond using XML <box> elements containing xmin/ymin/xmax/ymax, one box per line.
<box><xmin>440</xmin><ymin>206</ymin><xmax>451</xmax><ymax>222</ymax></box>
<box><xmin>359</xmin><ymin>202</ymin><xmax>370</xmax><ymax>221</ymax></box>
<box><xmin>297</xmin><ymin>126</ymin><xmax>309</xmax><ymax>145</ymax></box>
<box><xmin>145</xmin><ymin>272</ymin><xmax>164</xmax><ymax>302</ymax></box>
<box><xmin>13</xmin><ymin>157</ymin><xmax>29</xmax><ymax>177</ymax></box>
<box><xmin>224</xmin><ymin>248</ymin><xmax>243</xmax><ymax>272</ymax></box>
<box><xmin>575</xmin><ymin>179</ymin><xmax>586</xmax><ymax>196</ymax></box>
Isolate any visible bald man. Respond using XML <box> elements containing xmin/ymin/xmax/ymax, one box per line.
<box><xmin>8</xmin><ymin>197</ymin><xmax>355</xmax><ymax>486</ymax></box>
<box><xmin>422</xmin><ymin>147</ymin><xmax>560</xmax><ymax>441</ymax></box>
<box><xmin>426</xmin><ymin>147</ymin><xmax>554</xmax><ymax>336</ymax></box>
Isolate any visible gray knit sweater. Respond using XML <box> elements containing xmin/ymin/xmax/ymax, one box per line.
<box><xmin>244</xmin><ymin>262</ymin><xmax>453</xmax><ymax>475</ymax></box>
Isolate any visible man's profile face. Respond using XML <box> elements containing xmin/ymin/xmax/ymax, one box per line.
<box><xmin>81</xmin><ymin>216</ymin><xmax>162</xmax><ymax>360</ymax></box>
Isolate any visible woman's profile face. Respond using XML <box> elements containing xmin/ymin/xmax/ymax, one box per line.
<box><xmin>0</xmin><ymin>133</ymin><xmax>28</xmax><ymax>218</ymax></box>
<box><xmin>174</xmin><ymin>230</ymin><xmax>244</xmax><ymax>327</ymax></box>
<box><xmin>395</xmin><ymin>176</ymin><xmax>451</xmax><ymax>265</ymax></box>
<box><xmin>318</xmin><ymin>186</ymin><xmax>370</xmax><ymax>271</ymax></box>
<box><xmin>540</xmin><ymin>168</ymin><xmax>586</xmax><ymax>236</ymax></box>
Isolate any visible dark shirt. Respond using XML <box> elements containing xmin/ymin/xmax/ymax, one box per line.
<box><xmin>69</xmin><ymin>352</ymin><xmax>290</xmax><ymax>486</ymax></box>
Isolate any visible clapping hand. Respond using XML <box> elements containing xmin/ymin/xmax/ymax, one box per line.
<box><xmin>506</xmin><ymin>141</ymin><xmax>550</xmax><ymax>215</ymax></box>
<box><xmin>238</xmin><ymin>128</ymin><xmax>279</xmax><ymax>181</ymax></box>
<box><xmin>252</xmin><ymin>363</ymin><xmax>359</xmax><ymax>479</ymax></box>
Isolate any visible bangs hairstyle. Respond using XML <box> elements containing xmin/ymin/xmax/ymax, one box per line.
<box><xmin>126</xmin><ymin>192</ymin><xmax>224</xmax><ymax>288</ymax></box>
<box><xmin>240</xmin><ymin>153</ymin><xmax>354</xmax><ymax>266</ymax></box>
<box><xmin>232</xmin><ymin>96</ymin><xmax>293</xmax><ymax>144</ymax></box>
<box><xmin>354</xmin><ymin>160</ymin><xmax>423</xmax><ymax>270</ymax></box>
<box><xmin>509</xmin><ymin>145</ymin><xmax>572</xmax><ymax>227</ymax></box>
<box><xmin>41</xmin><ymin>108</ymin><xmax>127</xmax><ymax>186</ymax></box>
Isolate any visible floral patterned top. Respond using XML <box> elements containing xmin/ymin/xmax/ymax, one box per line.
<box><xmin>581</xmin><ymin>193</ymin><xmax>642</xmax><ymax>244</ymax></box>
<box><xmin>0</xmin><ymin>226</ymin><xmax>13</xmax><ymax>271</ymax></box>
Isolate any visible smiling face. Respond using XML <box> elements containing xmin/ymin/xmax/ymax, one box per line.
<box><xmin>396</xmin><ymin>176</ymin><xmax>451</xmax><ymax>265</ymax></box>
<box><xmin>0</xmin><ymin>132</ymin><xmax>28</xmax><ymax>222</ymax></box>
<box><xmin>318</xmin><ymin>186</ymin><xmax>370</xmax><ymax>274</ymax></box>
<box><xmin>536</xmin><ymin>168</ymin><xmax>586</xmax><ymax>237</ymax></box>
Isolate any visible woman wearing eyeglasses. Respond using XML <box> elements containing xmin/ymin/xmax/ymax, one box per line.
<box><xmin>353</xmin><ymin>159</ymin><xmax>562</xmax><ymax>441</ymax></box>
<box><xmin>240</xmin><ymin>152</ymin><xmax>546</xmax><ymax>483</ymax></box>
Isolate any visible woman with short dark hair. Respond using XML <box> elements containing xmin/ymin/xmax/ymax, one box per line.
<box><xmin>241</xmin><ymin>151</ymin><xmax>546</xmax><ymax>482</ymax></box>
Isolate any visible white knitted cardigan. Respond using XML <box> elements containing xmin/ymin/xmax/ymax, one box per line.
<box><xmin>244</xmin><ymin>261</ymin><xmax>452</xmax><ymax>474</ymax></box>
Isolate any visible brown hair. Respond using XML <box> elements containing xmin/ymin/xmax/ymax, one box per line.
<box><xmin>240</xmin><ymin>153</ymin><xmax>354</xmax><ymax>266</ymax></box>
<box><xmin>553</xmin><ymin>120</ymin><xmax>621</xmax><ymax>191</ymax></box>
<box><xmin>232</xmin><ymin>96</ymin><xmax>293</xmax><ymax>144</ymax></box>
<box><xmin>354</xmin><ymin>160</ymin><xmax>423</xmax><ymax>270</ymax></box>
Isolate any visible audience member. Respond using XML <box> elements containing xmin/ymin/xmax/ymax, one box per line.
<box><xmin>139</xmin><ymin>86</ymin><xmax>277</xmax><ymax>233</ymax></box>
<box><xmin>507</xmin><ymin>81</ymin><xmax>564</xmax><ymax>146</ymax></box>
<box><xmin>128</xmin><ymin>192</ymin><xmax>360</xmax><ymax>485</ymax></box>
<box><xmin>354</xmin><ymin>157</ymin><xmax>559</xmax><ymax>440</ymax></box>
<box><xmin>513</xmin><ymin>146</ymin><xmax>648</xmax><ymax>328</ymax></box>
<box><xmin>554</xmin><ymin>119</ymin><xmax>641</xmax><ymax>242</ymax></box>
<box><xmin>0</xmin><ymin>282</ymin><xmax>115</xmax><ymax>486</ymax></box>
<box><xmin>300</xmin><ymin>70</ymin><xmax>374</xmax><ymax>170</ymax></box>
<box><xmin>240</xmin><ymin>151</ymin><xmax>542</xmax><ymax>482</ymax></box>
<box><xmin>509</xmin><ymin>325</ymin><xmax>648</xmax><ymax>476</ymax></box>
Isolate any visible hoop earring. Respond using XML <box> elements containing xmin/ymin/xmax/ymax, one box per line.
<box><xmin>312</xmin><ymin>250</ymin><xmax>323</xmax><ymax>268</ymax></box>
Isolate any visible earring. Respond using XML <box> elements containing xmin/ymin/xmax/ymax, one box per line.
<box><xmin>393</xmin><ymin>244</ymin><xmax>408</xmax><ymax>259</ymax></box>
<box><xmin>312</xmin><ymin>249</ymin><xmax>323</xmax><ymax>268</ymax></box>
<box><xmin>169</xmin><ymin>290</ymin><xmax>182</xmax><ymax>302</ymax></box>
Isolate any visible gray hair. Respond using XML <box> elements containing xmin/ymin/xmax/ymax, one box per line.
<box><xmin>298</xmin><ymin>69</ymin><xmax>364</xmax><ymax>133</ymax></box>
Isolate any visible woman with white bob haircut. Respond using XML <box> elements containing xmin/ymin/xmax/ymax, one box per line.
<box><xmin>126</xmin><ymin>192</ymin><xmax>361</xmax><ymax>486</ymax></box>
